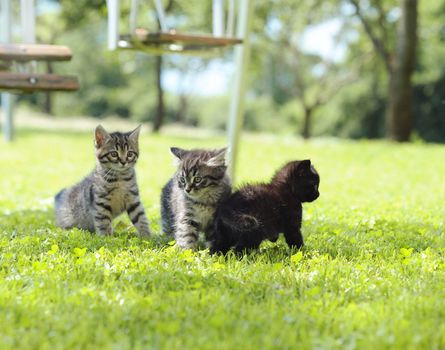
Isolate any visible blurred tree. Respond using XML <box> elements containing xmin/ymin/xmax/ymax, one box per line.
<box><xmin>350</xmin><ymin>0</ymin><xmax>418</xmax><ymax>142</ymax></box>
<box><xmin>282</xmin><ymin>44</ymin><xmax>358</xmax><ymax>139</ymax></box>
<box><xmin>413</xmin><ymin>73</ymin><xmax>445</xmax><ymax>142</ymax></box>
<box><xmin>411</xmin><ymin>0</ymin><xmax>445</xmax><ymax>142</ymax></box>
<box><xmin>36</xmin><ymin>11</ymin><xmax>66</xmax><ymax>115</ymax></box>
<box><xmin>58</xmin><ymin>0</ymin><xmax>107</xmax><ymax>27</ymax></box>
<box><xmin>152</xmin><ymin>0</ymin><xmax>175</xmax><ymax>133</ymax></box>
<box><xmin>56</xmin><ymin>22</ymin><xmax>133</xmax><ymax>119</ymax></box>
<box><xmin>56</xmin><ymin>0</ymin><xmax>216</xmax><ymax>131</ymax></box>
<box><xmin>18</xmin><ymin>0</ymin><xmax>442</xmax><ymax>142</ymax></box>
<box><xmin>249</xmin><ymin>0</ymin><xmax>357</xmax><ymax>138</ymax></box>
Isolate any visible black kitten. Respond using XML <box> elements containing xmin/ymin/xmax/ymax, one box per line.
<box><xmin>210</xmin><ymin>160</ymin><xmax>320</xmax><ymax>254</ymax></box>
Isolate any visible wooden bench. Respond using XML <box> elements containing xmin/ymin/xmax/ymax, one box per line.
<box><xmin>0</xmin><ymin>44</ymin><xmax>79</xmax><ymax>92</ymax></box>
<box><xmin>0</xmin><ymin>43</ymin><xmax>73</xmax><ymax>62</ymax></box>
<box><xmin>0</xmin><ymin>72</ymin><xmax>79</xmax><ymax>92</ymax></box>
<box><xmin>118</xmin><ymin>30</ymin><xmax>243</xmax><ymax>54</ymax></box>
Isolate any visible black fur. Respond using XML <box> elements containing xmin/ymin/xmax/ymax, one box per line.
<box><xmin>210</xmin><ymin>160</ymin><xmax>320</xmax><ymax>254</ymax></box>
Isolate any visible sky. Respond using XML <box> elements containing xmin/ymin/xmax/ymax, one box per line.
<box><xmin>301</xmin><ymin>19</ymin><xmax>346</xmax><ymax>62</ymax></box>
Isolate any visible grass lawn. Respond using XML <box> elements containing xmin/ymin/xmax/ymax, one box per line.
<box><xmin>1</xmin><ymin>129</ymin><xmax>445</xmax><ymax>349</ymax></box>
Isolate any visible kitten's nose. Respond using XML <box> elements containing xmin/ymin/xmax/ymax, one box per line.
<box><xmin>185</xmin><ymin>187</ymin><xmax>192</xmax><ymax>193</ymax></box>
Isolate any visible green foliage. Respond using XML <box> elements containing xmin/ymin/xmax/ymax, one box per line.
<box><xmin>1</xmin><ymin>130</ymin><xmax>445</xmax><ymax>349</ymax></box>
<box><xmin>413</xmin><ymin>73</ymin><xmax>445</xmax><ymax>142</ymax></box>
<box><xmin>243</xmin><ymin>95</ymin><xmax>280</xmax><ymax>132</ymax></box>
<box><xmin>329</xmin><ymin>78</ymin><xmax>386</xmax><ymax>139</ymax></box>
<box><xmin>16</xmin><ymin>0</ymin><xmax>445</xmax><ymax>141</ymax></box>
<box><xmin>59</xmin><ymin>0</ymin><xmax>107</xmax><ymax>29</ymax></box>
<box><xmin>416</xmin><ymin>0</ymin><xmax>445</xmax><ymax>83</ymax></box>
<box><xmin>50</xmin><ymin>22</ymin><xmax>162</xmax><ymax>121</ymax></box>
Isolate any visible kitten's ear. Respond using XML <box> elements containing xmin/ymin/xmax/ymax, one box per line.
<box><xmin>297</xmin><ymin>159</ymin><xmax>311</xmax><ymax>175</ymax></box>
<box><xmin>95</xmin><ymin>125</ymin><xmax>110</xmax><ymax>148</ymax></box>
<box><xmin>129</xmin><ymin>125</ymin><xmax>141</xmax><ymax>143</ymax></box>
<box><xmin>170</xmin><ymin>147</ymin><xmax>187</xmax><ymax>160</ymax></box>
<box><xmin>206</xmin><ymin>148</ymin><xmax>227</xmax><ymax>167</ymax></box>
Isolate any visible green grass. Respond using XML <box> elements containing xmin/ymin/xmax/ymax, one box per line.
<box><xmin>1</xmin><ymin>129</ymin><xmax>445</xmax><ymax>350</ymax></box>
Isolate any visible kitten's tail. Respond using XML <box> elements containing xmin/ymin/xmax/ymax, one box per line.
<box><xmin>219</xmin><ymin>211</ymin><xmax>261</xmax><ymax>231</ymax></box>
<box><xmin>54</xmin><ymin>188</ymin><xmax>66</xmax><ymax>211</ymax></box>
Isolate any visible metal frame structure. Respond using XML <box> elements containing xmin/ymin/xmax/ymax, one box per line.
<box><xmin>0</xmin><ymin>0</ymin><xmax>36</xmax><ymax>142</ymax></box>
<box><xmin>106</xmin><ymin>0</ymin><xmax>252</xmax><ymax>180</ymax></box>
<box><xmin>0</xmin><ymin>0</ymin><xmax>79</xmax><ymax>142</ymax></box>
<box><xmin>1</xmin><ymin>0</ymin><xmax>252</xmax><ymax>181</ymax></box>
<box><xmin>1</xmin><ymin>0</ymin><xmax>15</xmax><ymax>142</ymax></box>
<box><xmin>226</xmin><ymin>0</ymin><xmax>251</xmax><ymax>179</ymax></box>
<box><xmin>107</xmin><ymin>0</ymin><xmax>244</xmax><ymax>54</ymax></box>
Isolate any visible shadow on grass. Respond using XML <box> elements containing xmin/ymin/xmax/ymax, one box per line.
<box><xmin>211</xmin><ymin>218</ymin><xmax>444</xmax><ymax>263</ymax></box>
<box><xmin>0</xmin><ymin>208</ymin><xmax>170</xmax><ymax>251</ymax></box>
<box><xmin>1</xmin><ymin>209</ymin><xmax>443</xmax><ymax>260</ymax></box>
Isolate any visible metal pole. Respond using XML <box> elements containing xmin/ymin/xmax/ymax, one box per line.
<box><xmin>1</xmin><ymin>94</ymin><xmax>14</xmax><ymax>142</ymax></box>
<box><xmin>227</xmin><ymin>0</ymin><xmax>252</xmax><ymax>182</ymax></box>
<box><xmin>1</xmin><ymin>0</ymin><xmax>14</xmax><ymax>142</ymax></box>
<box><xmin>107</xmin><ymin>0</ymin><xmax>120</xmax><ymax>50</ymax></box>
<box><xmin>0</xmin><ymin>0</ymin><xmax>11</xmax><ymax>41</ymax></box>
<box><xmin>130</xmin><ymin>0</ymin><xmax>138</xmax><ymax>33</ymax></box>
<box><xmin>21</xmin><ymin>0</ymin><xmax>35</xmax><ymax>43</ymax></box>
<box><xmin>153</xmin><ymin>0</ymin><xmax>168</xmax><ymax>32</ymax></box>
<box><xmin>226</xmin><ymin>0</ymin><xmax>235</xmax><ymax>37</ymax></box>
<box><xmin>212</xmin><ymin>0</ymin><xmax>224</xmax><ymax>37</ymax></box>
<box><xmin>21</xmin><ymin>0</ymin><xmax>36</xmax><ymax>74</ymax></box>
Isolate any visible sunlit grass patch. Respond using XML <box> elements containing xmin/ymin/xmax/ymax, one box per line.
<box><xmin>1</xmin><ymin>130</ymin><xmax>445</xmax><ymax>349</ymax></box>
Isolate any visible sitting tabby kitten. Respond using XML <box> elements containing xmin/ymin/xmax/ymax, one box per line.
<box><xmin>55</xmin><ymin>125</ymin><xmax>151</xmax><ymax>237</ymax></box>
<box><xmin>210</xmin><ymin>160</ymin><xmax>320</xmax><ymax>254</ymax></box>
<box><xmin>161</xmin><ymin>147</ymin><xmax>231</xmax><ymax>250</ymax></box>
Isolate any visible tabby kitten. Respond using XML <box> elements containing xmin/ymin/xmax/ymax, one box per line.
<box><xmin>161</xmin><ymin>147</ymin><xmax>231</xmax><ymax>250</ymax></box>
<box><xmin>210</xmin><ymin>160</ymin><xmax>320</xmax><ymax>254</ymax></box>
<box><xmin>55</xmin><ymin>125</ymin><xmax>151</xmax><ymax>237</ymax></box>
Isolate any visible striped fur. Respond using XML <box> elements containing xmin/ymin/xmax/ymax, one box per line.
<box><xmin>55</xmin><ymin>125</ymin><xmax>151</xmax><ymax>237</ymax></box>
<box><xmin>160</xmin><ymin>147</ymin><xmax>231</xmax><ymax>250</ymax></box>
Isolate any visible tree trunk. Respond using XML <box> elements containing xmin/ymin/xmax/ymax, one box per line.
<box><xmin>302</xmin><ymin>107</ymin><xmax>312</xmax><ymax>139</ymax></box>
<box><xmin>175</xmin><ymin>93</ymin><xmax>187</xmax><ymax>123</ymax></box>
<box><xmin>386</xmin><ymin>0</ymin><xmax>417</xmax><ymax>141</ymax></box>
<box><xmin>152</xmin><ymin>55</ymin><xmax>164</xmax><ymax>132</ymax></box>
<box><xmin>43</xmin><ymin>61</ymin><xmax>53</xmax><ymax>115</ymax></box>
<box><xmin>152</xmin><ymin>1</ymin><xmax>175</xmax><ymax>132</ymax></box>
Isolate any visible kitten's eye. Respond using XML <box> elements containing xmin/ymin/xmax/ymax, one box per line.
<box><xmin>110</xmin><ymin>151</ymin><xmax>118</xmax><ymax>157</ymax></box>
<box><xmin>127</xmin><ymin>151</ymin><xmax>135</xmax><ymax>158</ymax></box>
<box><xmin>179</xmin><ymin>176</ymin><xmax>186</xmax><ymax>184</ymax></box>
<box><xmin>194</xmin><ymin>176</ymin><xmax>202</xmax><ymax>183</ymax></box>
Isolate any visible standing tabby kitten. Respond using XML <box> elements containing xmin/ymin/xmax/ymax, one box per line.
<box><xmin>210</xmin><ymin>160</ymin><xmax>320</xmax><ymax>254</ymax></box>
<box><xmin>161</xmin><ymin>147</ymin><xmax>231</xmax><ymax>250</ymax></box>
<box><xmin>55</xmin><ymin>125</ymin><xmax>151</xmax><ymax>237</ymax></box>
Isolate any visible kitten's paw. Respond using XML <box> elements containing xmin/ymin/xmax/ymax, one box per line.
<box><xmin>177</xmin><ymin>241</ymin><xmax>198</xmax><ymax>251</ymax></box>
<box><xmin>175</xmin><ymin>231</ymin><xmax>198</xmax><ymax>250</ymax></box>
<box><xmin>234</xmin><ymin>244</ymin><xmax>248</xmax><ymax>254</ymax></box>
<box><xmin>287</xmin><ymin>242</ymin><xmax>304</xmax><ymax>249</ymax></box>
<box><xmin>268</xmin><ymin>235</ymin><xmax>279</xmax><ymax>243</ymax></box>
<box><xmin>209</xmin><ymin>244</ymin><xmax>219</xmax><ymax>255</ymax></box>
<box><xmin>209</xmin><ymin>240</ymin><xmax>231</xmax><ymax>255</ymax></box>
<box><xmin>138</xmin><ymin>228</ymin><xmax>152</xmax><ymax>238</ymax></box>
<box><xmin>97</xmin><ymin>229</ymin><xmax>113</xmax><ymax>236</ymax></box>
